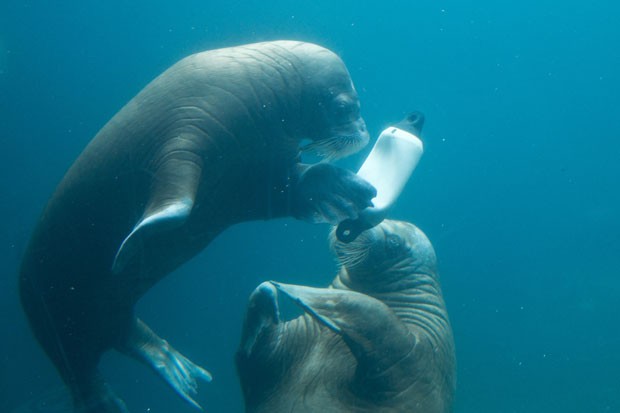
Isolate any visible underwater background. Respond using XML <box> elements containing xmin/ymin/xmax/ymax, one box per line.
<box><xmin>1</xmin><ymin>0</ymin><xmax>618</xmax><ymax>412</ymax></box>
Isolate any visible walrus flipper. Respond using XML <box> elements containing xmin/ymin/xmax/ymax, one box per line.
<box><xmin>238</xmin><ymin>282</ymin><xmax>280</xmax><ymax>357</ymax></box>
<box><xmin>112</xmin><ymin>143</ymin><xmax>202</xmax><ymax>274</ymax></box>
<box><xmin>118</xmin><ymin>319</ymin><xmax>212</xmax><ymax>410</ymax></box>
<box><xmin>271</xmin><ymin>282</ymin><xmax>415</xmax><ymax>377</ymax></box>
<box><xmin>270</xmin><ymin>282</ymin><xmax>342</xmax><ymax>332</ymax></box>
<box><xmin>112</xmin><ymin>198</ymin><xmax>193</xmax><ymax>274</ymax></box>
<box><xmin>292</xmin><ymin>163</ymin><xmax>376</xmax><ymax>225</ymax></box>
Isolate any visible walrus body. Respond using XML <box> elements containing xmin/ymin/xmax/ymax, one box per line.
<box><xmin>19</xmin><ymin>41</ymin><xmax>374</xmax><ymax>412</ymax></box>
<box><xmin>237</xmin><ymin>220</ymin><xmax>456</xmax><ymax>412</ymax></box>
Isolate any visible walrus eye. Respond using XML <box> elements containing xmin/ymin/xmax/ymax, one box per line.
<box><xmin>333</xmin><ymin>95</ymin><xmax>357</xmax><ymax>117</ymax></box>
<box><xmin>336</xmin><ymin>100</ymin><xmax>351</xmax><ymax>112</ymax></box>
<box><xmin>386</xmin><ymin>234</ymin><xmax>402</xmax><ymax>255</ymax></box>
<box><xmin>333</xmin><ymin>104</ymin><xmax>350</xmax><ymax>117</ymax></box>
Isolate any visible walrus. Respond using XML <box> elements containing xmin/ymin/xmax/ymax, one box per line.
<box><xmin>19</xmin><ymin>40</ymin><xmax>375</xmax><ymax>413</ymax></box>
<box><xmin>237</xmin><ymin>220</ymin><xmax>456</xmax><ymax>412</ymax></box>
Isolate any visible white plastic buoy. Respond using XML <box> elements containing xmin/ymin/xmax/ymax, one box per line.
<box><xmin>336</xmin><ymin>112</ymin><xmax>424</xmax><ymax>242</ymax></box>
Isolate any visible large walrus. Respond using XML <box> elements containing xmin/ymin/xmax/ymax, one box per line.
<box><xmin>18</xmin><ymin>40</ymin><xmax>375</xmax><ymax>413</ymax></box>
<box><xmin>237</xmin><ymin>220</ymin><xmax>456</xmax><ymax>412</ymax></box>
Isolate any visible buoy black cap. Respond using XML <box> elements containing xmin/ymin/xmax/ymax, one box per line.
<box><xmin>394</xmin><ymin>111</ymin><xmax>425</xmax><ymax>137</ymax></box>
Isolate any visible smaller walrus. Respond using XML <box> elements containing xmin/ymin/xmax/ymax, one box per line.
<box><xmin>237</xmin><ymin>220</ymin><xmax>456</xmax><ymax>412</ymax></box>
<box><xmin>19</xmin><ymin>40</ymin><xmax>375</xmax><ymax>413</ymax></box>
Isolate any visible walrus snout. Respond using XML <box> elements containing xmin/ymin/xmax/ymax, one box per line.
<box><xmin>331</xmin><ymin>220</ymin><xmax>419</xmax><ymax>249</ymax></box>
<box><xmin>331</xmin><ymin>113</ymin><xmax>369</xmax><ymax>144</ymax></box>
<box><xmin>301</xmin><ymin>119</ymin><xmax>369</xmax><ymax>160</ymax></box>
<box><xmin>330</xmin><ymin>220</ymin><xmax>428</xmax><ymax>280</ymax></box>
<box><xmin>328</xmin><ymin>221</ymin><xmax>384</xmax><ymax>271</ymax></box>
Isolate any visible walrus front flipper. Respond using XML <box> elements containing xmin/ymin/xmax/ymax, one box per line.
<box><xmin>112</xmin><ymin>198</ymin><xmax>193</xmax><ymax>274</ymax></box>
<box><xmin>271</xmin><ymin>282</ymin><xmax>415</xmax><ymax>382</ymax></box>
<box><xmin>118</xmin><ymin>318</ymin><xmax>212</xmax><ymax>410</ymax></box>
<box><xmin>238</xmin><ymin>282</ymin><xmax>280</xmax><ymax>358</ymax></box>
<box><xmin>112</xmin><ymin>140</ymin><xmax>202</xmax><ymax>274</ymax></box>
<box><xmin>291</xmin><ymin>163</ymin><xmax>376</xmax><ymax>225</ymax></box>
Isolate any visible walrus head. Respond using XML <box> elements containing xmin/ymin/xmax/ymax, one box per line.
<box><xmin>284</xmin><ymin>42</ymin><xmax>369</xmax><ymax>161</ymax></box>
<box><xmin>236</xmin><ymin>220</ymin><xmax>456</xmax><ymax>412</ymax></box>
<box><xmin>330</xmin><ymin>219</ymin><xmax>438</xmax><ymax>295</ymax></box>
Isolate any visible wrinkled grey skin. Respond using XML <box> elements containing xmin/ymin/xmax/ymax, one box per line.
<box><xmin>19</xmin><ymin>41</ymin><xmax>373</xmax><ymax>413</ymax></box>
<box><xmin>237</xmin><ymin>220</ymin><xmax>456</xmax><ymax>413</ymax></box>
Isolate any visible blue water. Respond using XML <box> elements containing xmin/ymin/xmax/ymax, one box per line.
<box><xmin>1</xmin><ymin>1</ymin><xmax>619</xmax><ymax>412</ymax></box>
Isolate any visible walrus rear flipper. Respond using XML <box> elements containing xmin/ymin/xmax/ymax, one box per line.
<box><xmin>117</xmin><ymin>318</ymin><xmax>212</xmax><ymax>411</ymax></box>
<box><xmin>112</xmin><ymin>140</ymin><xmax>202</xmax><ymax>274</ymax></box>
<box><xmin>271</xmin><ymin>282</ymin><xmax>416</xmax><ymax>388</ymax></box>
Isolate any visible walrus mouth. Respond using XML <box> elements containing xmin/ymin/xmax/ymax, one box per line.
<box><xmin>329</xmin><ymin>226</ymin><xmax>374</xmax><ymax>270</ymax></box>
<box><xmin>301</xmin><ymin>132</ymin><xmax>369</xmax><ymax>161</ymax></box>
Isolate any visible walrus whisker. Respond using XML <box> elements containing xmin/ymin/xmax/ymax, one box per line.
<box><xmin>333</xmin><ymin>241</ymin><xmax>371</xmax><ymax>269</ymax></box>
<box><xmin>301</xmin><ymin>134</ymin><xmax>366</xmax><ymax>161</ymax></box>
<box><xmin>339</xmin><ymin>249</ymin><xmax>369</xmax><ymax>269</ymax></box>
